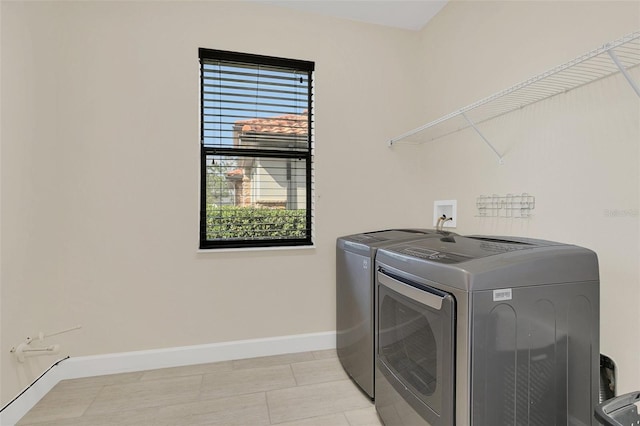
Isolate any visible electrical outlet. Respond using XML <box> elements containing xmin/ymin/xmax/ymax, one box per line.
<box><xmin>433</xmin><ymin>200</ymin><xmax>457</xmax><ymax>228</ymax></box>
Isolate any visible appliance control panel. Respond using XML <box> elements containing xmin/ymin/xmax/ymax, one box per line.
<box><xmin>391</xmin><ymin>236</ymin><xmax>536</xmax><ymax>264</ymax></box>
<box><xmin>400</xmin><ymin>247</ymin><xmax>471</xmax><ymax>264</ymax></box>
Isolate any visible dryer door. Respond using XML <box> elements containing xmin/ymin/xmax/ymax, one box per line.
<box><xmin>376</xmin><ymin>270</ymin><xmax>455</xmax><ymax>426</ymax></box>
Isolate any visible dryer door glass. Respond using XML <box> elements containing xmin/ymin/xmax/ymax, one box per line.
<box><xmin>377</xmin><ymin>271</ymin><xmax>455</xmax><ymax>424</ymax></box>
<box><xmin>380</xmin><ymin>295</ymin><xmax>440</xmax><ymax>398</ymax></box>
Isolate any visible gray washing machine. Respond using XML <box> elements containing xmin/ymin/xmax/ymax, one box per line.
<box><xmin>374</xmin><ymin>235</ymin><xmax>600</xmax><ymax>426</ymax></box>
<box><xmin>336</xmin><ymin>229</ymin><xmax>455</xmax><ymax>399</ymax></box>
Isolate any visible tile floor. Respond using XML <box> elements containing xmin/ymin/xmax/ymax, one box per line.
<box><xmin>17</xmin><ymin>350</ymin><xmax>383</xmax><ymax>426</ymax></box>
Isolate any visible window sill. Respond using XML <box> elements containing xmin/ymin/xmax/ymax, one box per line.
<box><xmin>197</xmin><ymin>245</ymin><xmax>316</xmax><ymax>254</ymax></box>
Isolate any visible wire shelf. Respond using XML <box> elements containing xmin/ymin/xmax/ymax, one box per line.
<box><xmin>389</xmin><ymin>31</ymin><xmax>640</xmax><ymax>157</ymax></box>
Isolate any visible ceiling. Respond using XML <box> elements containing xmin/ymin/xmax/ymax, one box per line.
<box><xmin>263</xmin><ymin>1</ymin><xmax>448</xmax><ymax>31</ymax></box>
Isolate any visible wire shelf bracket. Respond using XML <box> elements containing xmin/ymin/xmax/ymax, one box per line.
<box><xmin>460</xmin><ymin>112</ymin><xmax>504</xmax><ymax>164</ymax></box>
<box><xmin>608</xmin><ymin>49</ymin><xmax>640</xmax><ymax>97</ymax></box>
<box><xmin>388</xmin><ymin>31</ymin><xmax>640</xmax><ymax>164</ymax></box>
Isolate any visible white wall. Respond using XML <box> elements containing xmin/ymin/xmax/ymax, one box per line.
<box><xmin>0</xmin><ymin>1</ymin><xmax>428</xmax><ymax>403</ymax></box>
<box><xmin>1</xmin><ymin>0</ymin><xmax>639</xmax><ymax>405</ymax></box>
<box><xmin>410</xmin><ymin>1</ymin><xmax>640</xmax><ymax>393</ymax></box>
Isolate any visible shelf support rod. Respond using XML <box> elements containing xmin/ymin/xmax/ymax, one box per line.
<box><xmin>461</xmin><ymin>112</ymin><xmax>504</xmax><ymax>164</ymax></box>
<box><xmin>607</xmin><ymin>49</ymin><xmax>640</xmax><ymax>98</ymax></box>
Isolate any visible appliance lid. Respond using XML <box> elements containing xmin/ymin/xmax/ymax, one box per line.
<box><xmin>376</xmin><ymin>235</ymin><xmax>599</xmax><ymax>291</ymax></box>
<box><xmin>383</xmin><ymin>235</ymin><xmax>548</xmax><ymax>264</ymax></box>
<box><xmin>376</xmin><ymin>235</ymin><xmax>599</xmax><ymax>290</ymax></box>
<box><xmin>342</xmin><ymin>229</ymin><xmax>443</xmax><ymax>245</ymax></box>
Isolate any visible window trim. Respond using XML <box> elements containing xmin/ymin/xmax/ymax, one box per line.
<box><xmin>198</xmin><ymin>48</ymin><xmax>315</xmax><ymax>250</ymax></box>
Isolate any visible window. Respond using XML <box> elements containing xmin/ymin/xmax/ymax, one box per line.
<box><xmin>199</xmin><ymin>49</ymin><xmax>314</xmax><ymax>249</ymax></box>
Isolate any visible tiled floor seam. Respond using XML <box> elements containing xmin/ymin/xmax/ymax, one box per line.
<box><xmin>288</xmin><ymin>363</ymin><xmax>301</xmax><ymax>387</ymax></box>
<box><xmin>264</xmin><ymin>390</ymin><xmax>274</xmax><ymax>425</ymax></box>
<box><xmin>78</xmin><ymin>384</ymin><xmax>106</xmax><ymax>421</ymax></box>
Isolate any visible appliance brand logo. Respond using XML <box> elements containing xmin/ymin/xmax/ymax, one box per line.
<box><xmin>493</xmin><ymin>288</ymin><xmax>513</xmax><ymax>302</ymax></box>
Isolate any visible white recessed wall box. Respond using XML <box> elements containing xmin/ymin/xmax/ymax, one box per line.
<box><xmin>433</xmin><ymin>200</ymin><xmax>457</xmax><ymax>228</ymax></box>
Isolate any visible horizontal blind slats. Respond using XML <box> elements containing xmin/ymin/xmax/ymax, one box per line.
<box><xmin>202</xmin><ymin>70</ymin><xmax>309</xmax><ymax>85</ymax></box>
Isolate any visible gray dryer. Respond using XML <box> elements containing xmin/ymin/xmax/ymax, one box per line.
<box><xmin>374</xmin><ymin>235</ymin><xmax>600</xmax><ymax>426</ymax></box>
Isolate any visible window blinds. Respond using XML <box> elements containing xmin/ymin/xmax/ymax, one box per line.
<box><xmin>199</xmin><ymin>49</ymin><xmax>314</xmax><ymax>249</ymax></box>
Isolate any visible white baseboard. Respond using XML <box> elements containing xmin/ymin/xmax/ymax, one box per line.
<box><xmin>0</xmin><ymin>360</ymin><xmax>68</xmax><ymax>426</ymax></box>
<box><xmin>0</xmin><ymin>331</ymin><xmax>336</xmax><ymax>426</ymax></box>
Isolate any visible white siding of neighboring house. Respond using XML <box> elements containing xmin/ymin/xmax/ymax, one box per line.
<box><xmin>255</xmin><ymin>158</ymin><xmax>306</xmax><ymax>210</ymax></box>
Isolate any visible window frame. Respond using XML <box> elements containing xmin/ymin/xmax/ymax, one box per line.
<box><xmin>199</xmin><ymin>48</ymin><xmax>315</xmax><ymax>250</ymax></box>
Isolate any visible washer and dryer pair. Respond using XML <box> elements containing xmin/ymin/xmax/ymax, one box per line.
<box><xmin>337</xmin><ymin>230</ymin><xmax>600</xmax><ymax>426</ymax></box>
